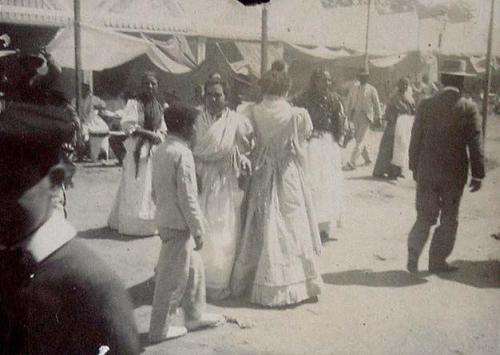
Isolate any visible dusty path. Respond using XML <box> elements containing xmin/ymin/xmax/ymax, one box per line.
<box><xmin>66</xmin><ymin>115</ymin><xmax>500</xmax><ymax>355</ymax></box>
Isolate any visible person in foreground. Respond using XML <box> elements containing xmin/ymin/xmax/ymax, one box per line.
<box><xmin>407</xmin><ymin>59</ymin><xmax>485</xmax><ymax>274</ymax></box>
<box><xmin>193</xmin><ymin>74</ymin><xmax>253</xmax><ymax>301</ymax></box>
<box><xmin>149</xmin><ymin>103</ymin><xmax>224</xmax><ymax>343</ymax></box>
<box><xmin>230</xmin><ymin>60</ymin><xmax>323</xmax><ymax>307</ymax></box>
<box><xmin>0</xmin><ymin>98</ymin><xmax>139</xmax><ymax>354</ymax></box>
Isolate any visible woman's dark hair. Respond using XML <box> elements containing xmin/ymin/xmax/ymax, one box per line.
<box><xmin>164</xmin><ymin>103</ymin><xmax>198</xmax><ymax>139</ymax></box>
<box><xmin>259</xmin><ymin>60</ymin><xmax>291</xmax><ymax>97</ymax></box>
<box><xmin>308</xmin><ymin>67</ymin><xmax>331</xmax><ymax>92</ymax></box>
<box><xmin>203</xmin><ymin>74</ymin><xmax>229</xmax><ymax>97</ymax></box>
<box><xmin>141</xmin><ymin>71</ymin><xmax>159</xmax><ymax>85</ymax></box>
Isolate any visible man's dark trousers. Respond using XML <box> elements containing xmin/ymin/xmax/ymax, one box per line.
<box><xmin>408</xmin><ymin>181</ymin><xmax>464</xmax><ymax>268</ymax></box>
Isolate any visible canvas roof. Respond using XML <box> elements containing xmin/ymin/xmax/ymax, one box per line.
<box><xmin>2</xmin><ymin>0</ymin><xmax>498</xmax><ymax>57</ymax></box>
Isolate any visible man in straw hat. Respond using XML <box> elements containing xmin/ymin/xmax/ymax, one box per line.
<box><xmin>406</xmin><ymin>58</ymin><xmax>485</xmax><ymax>274</ymax></box>
<box><xmin>345</xmin><ymin>67</ymin><xmax>382</xmax><ymax>169</ymax></box>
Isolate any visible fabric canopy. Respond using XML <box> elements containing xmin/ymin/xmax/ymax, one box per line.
<box><xmin>370</xmin><ymin>54</ymin><xmax>408</xmax><ymax>68</ymax></box>
<box><xmin>47</xmin><ymin>23</ymin><xmax>150</xmax><ymax>71</ymax></box>
<box><xmin>217</xmin><ymin>41</ymin><xmax>283</xmax><ymax>78</ymax></box>
<box><xmin>286</xmin><ymin>44</ymin><xmax>352</xmax><ymax>60</ymax></box>
<box><xmin>47</xmin><ymin>24</ymin><xmax>197</xmax><ymax>74</ymax></box>
<box><xmin>141</xmin><ymin>33</ymin><xmax>197</xmax><ymax>71</ymax></box>
<box><xmin>141</xmin><ymin>34</ymin><xmax>195</xmax><ymax>74</ymax></box>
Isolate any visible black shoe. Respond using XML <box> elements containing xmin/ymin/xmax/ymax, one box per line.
<box><xmin>428</xmin><ymin>263</ymin><xmax>458</xmax><ymax>274</ymax></box>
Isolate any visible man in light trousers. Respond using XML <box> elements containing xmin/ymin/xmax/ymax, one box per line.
<box><xmin>149</xmin><ymin>104</ymin><xmax>223</xmax><ymax>343</ymax></box>
<box><xmin>346</xmin><ymin>68</ymin><xmax>382</xmax><ymax>169</ymax></box>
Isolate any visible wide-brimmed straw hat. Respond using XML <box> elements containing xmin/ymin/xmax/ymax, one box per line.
<box><xmin>440</xmin><ymin>59</ymin><xmax>475</xmax><ymax>77</ymax></box>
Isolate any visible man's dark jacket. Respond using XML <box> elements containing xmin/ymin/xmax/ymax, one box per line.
<box><xmin>0</xmin><ymin>238</ymin><xmax>140</xmax><ymax>355</ymax></box>
<box><xmin>409</xmin><ymin>88</ymin><xmax>485</xmax><ymax>186</ymax></box>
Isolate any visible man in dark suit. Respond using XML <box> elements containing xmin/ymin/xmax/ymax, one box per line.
<box><xmin>0</xmin><ymin>53</ymin><xmax>139</xmax><ymax>354</ymax></box>
<box><xmin>407</xmin><ymin>59</ymin><xmax>485</xmax><ymax>274</ymax></box>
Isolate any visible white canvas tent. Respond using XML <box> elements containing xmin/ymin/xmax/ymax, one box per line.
<box><xmin>46</xmin><ymin>23</ymin><xmax>194</xmax><ymax>73</ymax></box>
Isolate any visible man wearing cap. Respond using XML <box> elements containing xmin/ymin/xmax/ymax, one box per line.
<box><xmin>345</xmin><ymin>68</ymin><xmax>382</xmax><ymax>169</ymax></box>
<box><xmin>407</xmin><ymin>59</ymin><xmax>485</xmax><ymax>274</ymax></box>
<box><xmin>0</xmin><ymin>60</ymin><xmax>139</xmax><ymax>354</ymax></box>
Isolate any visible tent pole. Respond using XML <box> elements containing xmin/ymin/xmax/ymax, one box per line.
<box><xmin>364</xmin><ymin>0</ymin><xmax>372</xmax><ymax>71</ymax></box>
<box><xmin>74</xmin><ymin>0</ymin><xmax>82</xmax><ymax>113</ymax></box>
<box><xmin>260</xmin><ymin>3</ymin><xmax>268</xmax><ymax>77</ymax></box>
<box><xmin>416</xmin><ymin>15</ymin><xmax>421</xmax><ymax>80</ymax></box>
<box><xmin>481</xmin><ymin>0</ymin><xmax>495</xmax><ymax>144</ymax></box>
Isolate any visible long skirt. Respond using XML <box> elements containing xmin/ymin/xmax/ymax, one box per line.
<box><xmin>198</xmin><ymin>162</ymin><xmax>243</xmax><ymax>301</ymax></box>
<box><xmin>108</xmin><ymin>137</ymin><xmax>157</xmax><ymax>236</ymax></box>
<box><xmin>307</xmin><ymin>132</ymin><xmax>344</xmax><ymax>232</ymax></box>
<box><xmin>373</xmin><ymin>119</ymin><xmax>399</xmax><ymax>177</ymax></box>
<box><xmin>391</xmin><ymin>114</ymin><xmax>414</xmax><ymax>173</ymax></box>
<box><xmin>231</xmin><ymin>158</ymin><xmax>323</xmax><ymax>307</ymax></box>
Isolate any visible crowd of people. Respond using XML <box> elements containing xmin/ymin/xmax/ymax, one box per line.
<box><xmin>0</xmin><ymin>47</ymin><xmax>485</xmax><ymax>353</ymax></box>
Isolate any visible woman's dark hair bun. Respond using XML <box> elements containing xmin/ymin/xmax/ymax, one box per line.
<box><xmin>271</xmin><ymin>60</ymin><xmax>286</xmax><ymax>72</ymax></box>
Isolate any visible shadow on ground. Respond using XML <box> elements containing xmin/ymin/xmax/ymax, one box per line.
<box><xmin>77</xmin><ymin>227</ymin><xmax>154</xmax><ymax>241</ymax></box>
<box><xmin>208</xmin><ymin>296</ymin><xmax>317</xmax><ymax>311</ymax></box>
<box><xmin>437</xmin><ymin>260</ymin><xmax>500</xmax><ymax>289</ymax></box>
<box><xmin>322</xmin><ymin>269</ymin><xmax>427</xmax><ymax>287</ymax></box>
<box><xmin>128</xmin><ymin>277</ymin><xmax>156</xmax><ymax>307</ymax></box>
<box><xmin>346</xmin><ymin>175</ymin><xmax>395</xmax><ymax>183</ymax></box>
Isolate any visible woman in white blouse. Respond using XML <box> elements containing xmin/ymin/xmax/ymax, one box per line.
<box><xmin>108</xmin><ymin>72</ymin><xmax>167</xmax><ymax>236</ymax></box>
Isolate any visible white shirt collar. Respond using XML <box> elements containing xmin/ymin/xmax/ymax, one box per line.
<box><xmin>443</xmin><ymin>86</ymin><xmax>460</xmax><ymax>93</ymax></box>
<box><xmin>21</xmin><ymin>212</ymin><xmax>76</xmax><ymax>263</ymax></box>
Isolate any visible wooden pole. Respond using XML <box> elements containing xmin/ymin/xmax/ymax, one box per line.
<box><xmin>260</xmin><ymin>3</ymin><xmax>268</xmax><ymax>77</ymax></box>
<box><xmin>416</xmin><ymin>15</ymin><xmax>421</xmax><ymax>80</ymax></box>
<box><xmin>74</xmin><ymin>0</ymin><xmax>82</xmax><ymax>113</ymax></box>
<box><xmin>481</xmin><ymin>0</ymin><xmax>495</xmax><ymax>142</ymax></box>
<box><xmin>364</xmin><ymin>0</ymin><xmax>372</xmax><ymax>71</ymax></box>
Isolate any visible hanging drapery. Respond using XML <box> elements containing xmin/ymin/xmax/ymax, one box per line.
<box><xmin>47</xmin><ymin>23</ymin><xmax>150</xmax><ymax>71</ymax></box>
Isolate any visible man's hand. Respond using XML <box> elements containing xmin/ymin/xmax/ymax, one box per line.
<box><xmin>193</xmin><ymin>235</ymin><xmax>203</xmax><ymax>251</ymax></box>
<box><xmin>240</xmin><ymin>155</ymin><xmax>252</xmax><ymax>175</ymax></box>
<box><xmin>469</xmin><ymin>178</ymin><xmax>482</xmax><ymax>192</ymax></box>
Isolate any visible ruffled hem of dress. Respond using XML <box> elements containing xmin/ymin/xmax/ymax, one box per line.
<box><xmin>249</xmin><ymin>276</ymin><xmax>323</xmax><ymax>307</ymax></box>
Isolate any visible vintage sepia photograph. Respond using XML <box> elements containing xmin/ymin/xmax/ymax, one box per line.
<box><xmin>0</xmin><ymin>0</ymin><xmax>499</xmax><ymax>354</ymax></box>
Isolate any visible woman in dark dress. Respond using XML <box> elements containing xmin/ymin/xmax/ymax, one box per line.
<box><xmin>373</xmin><ymin>77</ymin><xmax>416</xmax><ymax>180</ymax></box>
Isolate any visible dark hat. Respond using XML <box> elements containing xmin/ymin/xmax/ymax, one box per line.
<box><xmin>164</xmin><ymin>102</ymin><xmax>198</xmax><ymax>124</ymax></box>
<box><xmin>440</xmin><ymin>59</ymin><xmax>475</xmax><ymax>77</ymax></box>
<box><xmin>0</xmin><ymin>102</ymin><xmax>76</xmax><ymax>196</ymax></box>
<box><xmin>358</xmin><ymin>68</ymin><xmax>370</xmax><ymax>76</ymax></box>
<box><xmin>18</xmin><ymin>53</ymin><xmax>45</xmax><ymax>69</ymax></box>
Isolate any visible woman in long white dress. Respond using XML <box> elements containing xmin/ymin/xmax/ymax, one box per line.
<box><xmin>293</xmin><ymin>69</ymin><xmax>345</xmax><ymax>241</ymax></box>
<box><xmin>108</xmin><ymin>72</ymin><xmax>166</xmax><ymax>236</ymax></box>
<box><xmin>193</xmin><ymin>75</ymin><xmax>252</xmax><ymax>301</ymax></box>
<box><xmin>231</xmin><ymin>61</ymin><xmax>323</xmax><ymax>307</ymax></box>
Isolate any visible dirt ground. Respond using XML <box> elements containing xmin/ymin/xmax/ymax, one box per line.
<box><xmin>66</xmin><ymin>115</ymin><xmax>500</xmax><ymax>355</ymax></box>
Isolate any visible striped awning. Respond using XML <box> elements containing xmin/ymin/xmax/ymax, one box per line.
<box><xmin>0</xmin><ymin>2</ymin><xmax>71</xmax><ymax>27</ymax></box>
